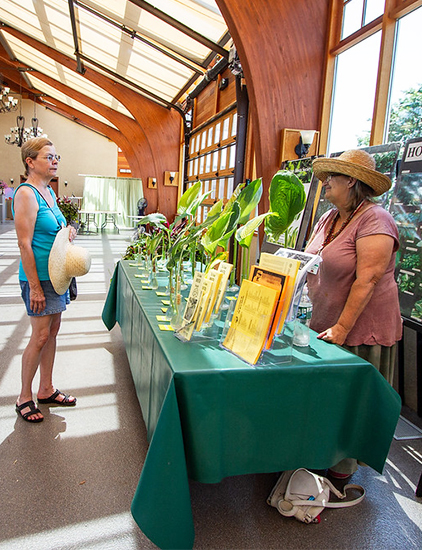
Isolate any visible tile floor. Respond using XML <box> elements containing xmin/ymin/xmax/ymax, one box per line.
<box><xmin>0</xmin><ymin>220</ymin><xmax>421</xmax><ymax>549</ymax></box>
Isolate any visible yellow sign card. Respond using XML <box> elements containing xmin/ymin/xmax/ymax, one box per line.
<box><xmin>222</xmin><ymin>279</ymin><xmax>278</xmax><ymax>364</ymax></box>
<box><xmin>158</xmin><ymin>324</ymin><xmax>174</xmax><ymax>331</ymax></box>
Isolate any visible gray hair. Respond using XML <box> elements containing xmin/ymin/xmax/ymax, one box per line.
<box><xmin>348</xmin><ymin>179</ymin><xmax>376</xmax><ymax>211</ymax></box>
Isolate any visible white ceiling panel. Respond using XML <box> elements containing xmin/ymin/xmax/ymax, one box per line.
<box><xmin>29</xmin><ymin>75</ymin><xmax>118</xmax><ymax>128</ymax></box>
<box><xmin>3</xmin><ymin>34</ymin><xmax>134</xmax><ymax>118</ymax></box>
<box><xmin>0</xmin><ymin>0</ymin><xmax>229</xmax><ymax>127</ymax></box>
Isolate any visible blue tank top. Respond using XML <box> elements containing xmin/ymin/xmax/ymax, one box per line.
<box><xmin>12</xmin><ymin>184</ymin><xmax>67</xmax><ymax>281</ymax></box>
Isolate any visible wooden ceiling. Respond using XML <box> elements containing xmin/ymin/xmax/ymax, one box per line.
<box><xmin>0</xmin><ymin>1</ymin><xmax>231</xmax><ymax>217</ymax></box>
<box><xmin>0</xmin><ymin>0</ymin><xmax>331</xmax><ymax>219</ymax></box>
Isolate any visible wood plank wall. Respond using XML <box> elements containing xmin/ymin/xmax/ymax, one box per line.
<box><xmin>193</xmin><ymin>67</ymin><xmax>237</xmax><ymax>129</ymax></box>
<box><xmin>216</xmin><ymin>0</ymin><xmax>329</xmax><ymax>216</ymax></box>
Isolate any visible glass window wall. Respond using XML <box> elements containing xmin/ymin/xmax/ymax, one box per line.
<box><xmin>328</xmin><ymin>32</ymin><xmax>381</xmax><ymax>153</ymax></box>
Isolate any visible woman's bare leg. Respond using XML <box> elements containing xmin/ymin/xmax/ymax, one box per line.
<box><xmin>17</xmin><ymin>313</ymin><xmax>61</xmax><ymax>421</ymax></box>
<box><xmin>37</xmin><ymin>313</ymin><xmax>61</xmax><ymax>399</ymax></box>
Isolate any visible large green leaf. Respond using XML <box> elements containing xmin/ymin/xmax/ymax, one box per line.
<box><xmin>201</xmin><ymin>199</ymin><xmax>223</xmax><ymax>228</ymax></box>
<box><xmin>217</xmin><ymin>202</ymin><xmax>241</xmax><ymax>250</ymax></box>
<box><xmin>264</xmin><ymin>170</ymin><xmax>306</xmax><ymax>242</ymax></box>
<box><xmin>221</xmin><ymin>182</ymin><xmax>246</xmax><ymax>215</ymax></box>
<box><xmin>166</xmin><ymin>239</ymin><xmax>185</xmax><ymax>270</ymax></box>
<box><xmin>147</xmin><ymin>231</ymin><xmax>162</xmax><ymax>255</ymax></box>
<box><xmin>235</xmin><ymin>212</ymin><xmax>272</xmax><ymax>248</ymax></box>
<box><xmin>136</xmin><ymin>213</ymin><xmax>168</xmax><ymax>230</ymax></box>
<box><xmin>187</xmin><ymin>189</ymin><xmax>212</xmax><ymax>217</ymax></box>
<box><xmin>201</xmin><ymin>202</ymin><xmax>240</xmax><ymax>255</ymax></box>
<box><xmin>201</xmin><ymin>212</ymin><xmax>231</xmax><ymax>255</ymax></box>
<box><xmin>177</xmin><ymin>181</ymin><xmax>201</xmax><ymax>215</ymax></box>
<box><xmin>236</xmin><ymin>178</ymin><xmax>263</xmax><ymax>225</ymax></box>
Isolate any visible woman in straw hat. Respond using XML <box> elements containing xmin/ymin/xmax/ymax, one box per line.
<box><xmin>12</xmin><ymin>137</ymin><xmax>77</xmax><ymax>422</ymax></box>
<box><xmin>306</xmin><ymin>149</ymin><xmax>402</xmax><ymax>478</ymax></box>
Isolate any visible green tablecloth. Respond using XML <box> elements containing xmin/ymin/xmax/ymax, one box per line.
<box><xmin>102</xmin><ymin>260</ymin><xmax>401</xmax><ymax>550</ymax></box>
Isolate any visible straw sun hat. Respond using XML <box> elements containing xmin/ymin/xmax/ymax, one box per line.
<box><xmin>312</xmin><ymin>149</ymin><xmax>392</xmax><ymax>197</ymax></box>
<box><xmin>48</xmin><ymin>226</ymin><xmax>91</xmax><ymax>295</ymax></box>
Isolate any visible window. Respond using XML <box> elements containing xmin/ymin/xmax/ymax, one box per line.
<box><xmin>386</xmin><ymin>7</ymin><xmax>422</xmax><ymax>144</ymax></box>
<box><xmin>186</xmin><ymin>109</ymin><xmax>237</xmax><ymax>222</ymax></box>
<box><xmin>329</xmin><ymin>32</ymin><xmax>381</xmax><ymax>152</ymax></box>
<box><xmin>342</xmin><ymin>0</ymin><xmax>384</xmax><ymax>39</ymax></box>
<box><xmin>325</xmin><ymin>0</ymin><xmax>422</xmax><ymax>153</ymax></box>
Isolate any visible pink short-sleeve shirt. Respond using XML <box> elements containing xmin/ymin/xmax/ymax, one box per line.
<box><xmin>306</xmin><ymin>205</ymin><xmax>402</xmax><ymax>347</ymax></box>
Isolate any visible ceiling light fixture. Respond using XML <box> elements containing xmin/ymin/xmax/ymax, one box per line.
<box><xmin>4</xmin><ymin>79</ymin><xmax>47</xmax><ymax>147</ymax></box>
<box><xmin>0</xmin><ymin>83</ymin><xmax>18</xmax><ymax>113</ymax></box>
<box><xmin>4</xmin><ymin>113</ymin><xmax>46</xmax><ymax>147</ymax></box>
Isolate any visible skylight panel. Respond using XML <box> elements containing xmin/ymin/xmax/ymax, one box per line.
<box><xmin>28</xmin><ymin>73</ymin><xmax>117</xmax><ymax>128</ymax></box>
<box><xmin>0</xmin><ymin>0</ymin><xmax>44</xmax><ymax>40</ymax></box>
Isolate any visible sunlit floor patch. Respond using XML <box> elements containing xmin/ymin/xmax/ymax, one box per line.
<box><xmin>393</xmin><ymin>493</ymin><xmax>422</xmax><ymax>532</ymax></box>
<box><xmin>46</xmin><ymin>393</ymin><xmax>120</xmax><ymax>439</ymax></box>
<box><xmin>394</xmin><ymin>416</ymin><xmax>422</xmax><ymax>440</ymax></box>
<box><xmin>0</xmin><ymin>512</ymin><xmax>140</xmax><ymax>550</ymax></box>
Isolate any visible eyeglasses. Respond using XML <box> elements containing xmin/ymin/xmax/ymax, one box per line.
<box><xmin>41</xmin><ymin>154</ymin><xmax>61</xmax><ymax>162</ymax></box>
<box><xmin>324</xmin><ymin>173</ymin><xmax>341</xmax><ymax>183</ymax></box>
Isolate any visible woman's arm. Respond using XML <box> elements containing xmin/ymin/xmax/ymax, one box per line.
<box><xmin>14</xmin><ymin>187</ymin><xmax>46</xmax><ymax>314</ymax></box>
<box><xmin>317</xmin><ymin>233</ymin><xmax>395</xmax><ymax>345</ymax></box>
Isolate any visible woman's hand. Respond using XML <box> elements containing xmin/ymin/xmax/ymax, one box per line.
<box><xmin>30</xmin><ymin>284</ymin><xmax>46</xmax><ymax>314</ymax></box>
<box><xmin>317</xmin><ymin>324</ymin><xmax>349</xmax><ymax>345</ymax></box>
<box><xmin>68</xmin><ymin>226</ymin><xmax>77</xmax><ymax>242</ymax></box>
<box><xmin>318</xmin><ymin>234</ymin><xmax>396</xmax><ymax>346</ymax></box>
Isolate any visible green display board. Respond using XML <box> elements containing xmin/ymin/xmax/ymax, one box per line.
<box><xmin>389</xmin><ymin>137</ymin><xmax>422</xmax><ymax>326</ymax></box>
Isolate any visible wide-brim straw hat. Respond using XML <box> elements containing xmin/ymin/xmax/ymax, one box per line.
<box><xmin>49</xmin><ymin>226</ymin><xmax>91</xmax><ymax>295</ymax></box>
<box><xmin>312</xmin><ymin>149</ymin><xmax>392</xmax><ymax>196</ymax></box>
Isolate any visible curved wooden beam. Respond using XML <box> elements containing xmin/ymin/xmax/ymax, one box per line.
<box><xmin>216</xmin><ymin>0</ymin><xmax>329</xmax><ymax>213</ymax></box>
<box><xmin>1</xmin><ymin>24</ymin><xmax>182</xmax><ymax>218</ymax></box>
<box><xmin>0</xmin><ymin>60</ymin><xmax>143</xmax><ymax>175</ymax></box>
<box><xmin>38</xmin><ymin>96</ymin><xmax>139</xmax><ymax>163</ymax></box>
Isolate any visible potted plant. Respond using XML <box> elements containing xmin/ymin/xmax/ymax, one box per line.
<box><xmin>57</xmin><ymin>196</ymin><xmax>79</xmax><ymax>227</ymax></box>
<box><xmin>0</xmin><ymin>180</ymin><xmax>9</xmax><ymax>195</ymax></box>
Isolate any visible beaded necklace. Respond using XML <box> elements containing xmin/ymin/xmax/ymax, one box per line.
<box><xmin>318</xmin><ymin>200</ymin><xmax>366</xmax><ymax>254</ymax></box>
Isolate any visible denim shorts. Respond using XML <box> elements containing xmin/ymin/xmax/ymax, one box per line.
<box><xmin>20</xmin><ymin>280</ymin><xmax>69</xmax><ymax>317</ymax></box>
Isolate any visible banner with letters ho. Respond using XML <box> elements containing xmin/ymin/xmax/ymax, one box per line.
<box><xmin>389</xmin><ymin>137</ymin><xmax>422</xmax><ymax>326</ymax></box>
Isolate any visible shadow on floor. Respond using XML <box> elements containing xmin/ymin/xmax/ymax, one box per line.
<box><xmin>0</xmin><ymin>221</ymin><xmax>421</xmax><ymax>549</ymax></box>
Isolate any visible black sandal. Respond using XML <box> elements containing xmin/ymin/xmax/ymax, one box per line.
<box><xmin>38</xmin><ymin>389</ymin><xmax>77</xmax><ymax>406</ymax></box>
<box><xmin>16</xmin><ymin>400</ymin><xmax>44</xmax><ymax>423</ymax></box>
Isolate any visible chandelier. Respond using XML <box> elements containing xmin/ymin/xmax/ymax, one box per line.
<box><xmin>5</xmin><ymin>115</ymin><xmax>45</xmax><ymax>147</ymax></box>
<box><xmin>0</xmin><ymin>85</ymin><xmax>18</xmax><ymax>113</ymax></box>
<box><xmin>5</xmin><ymin>98</ymin><xmax>47</xmax><ymax>147</ymax></box>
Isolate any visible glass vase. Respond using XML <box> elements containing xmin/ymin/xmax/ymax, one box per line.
<box><xmin>149</xmin><ymin>254</ymin><xmax>159</xmax><ymax>290</ymax></box>
<box><xmin>169</xmin><ymin>260</ymin><xmax>184</xmax><ymax>329</ymax></box>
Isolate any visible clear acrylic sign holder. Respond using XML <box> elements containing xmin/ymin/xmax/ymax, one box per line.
<box><xmin>219</xmin><ymin>299</ymin><xmax>294</xmax><ymax>367</ymax></box>
<box><xmin>219</xmin><ymin>248</ymin><xmax>321</xmax><ymax>367</ymax></box>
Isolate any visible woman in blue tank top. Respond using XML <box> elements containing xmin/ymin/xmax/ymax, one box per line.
<box><xmin>13</xmin><ymin>137</ymin><xmax>78</xmax><ymax>423</ymax></box>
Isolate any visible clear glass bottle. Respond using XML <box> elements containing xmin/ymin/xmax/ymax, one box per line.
<box><xmin>293</xmin><ymin>284</ymin><xmax>312</xmax><ymax>347</ymax></box>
